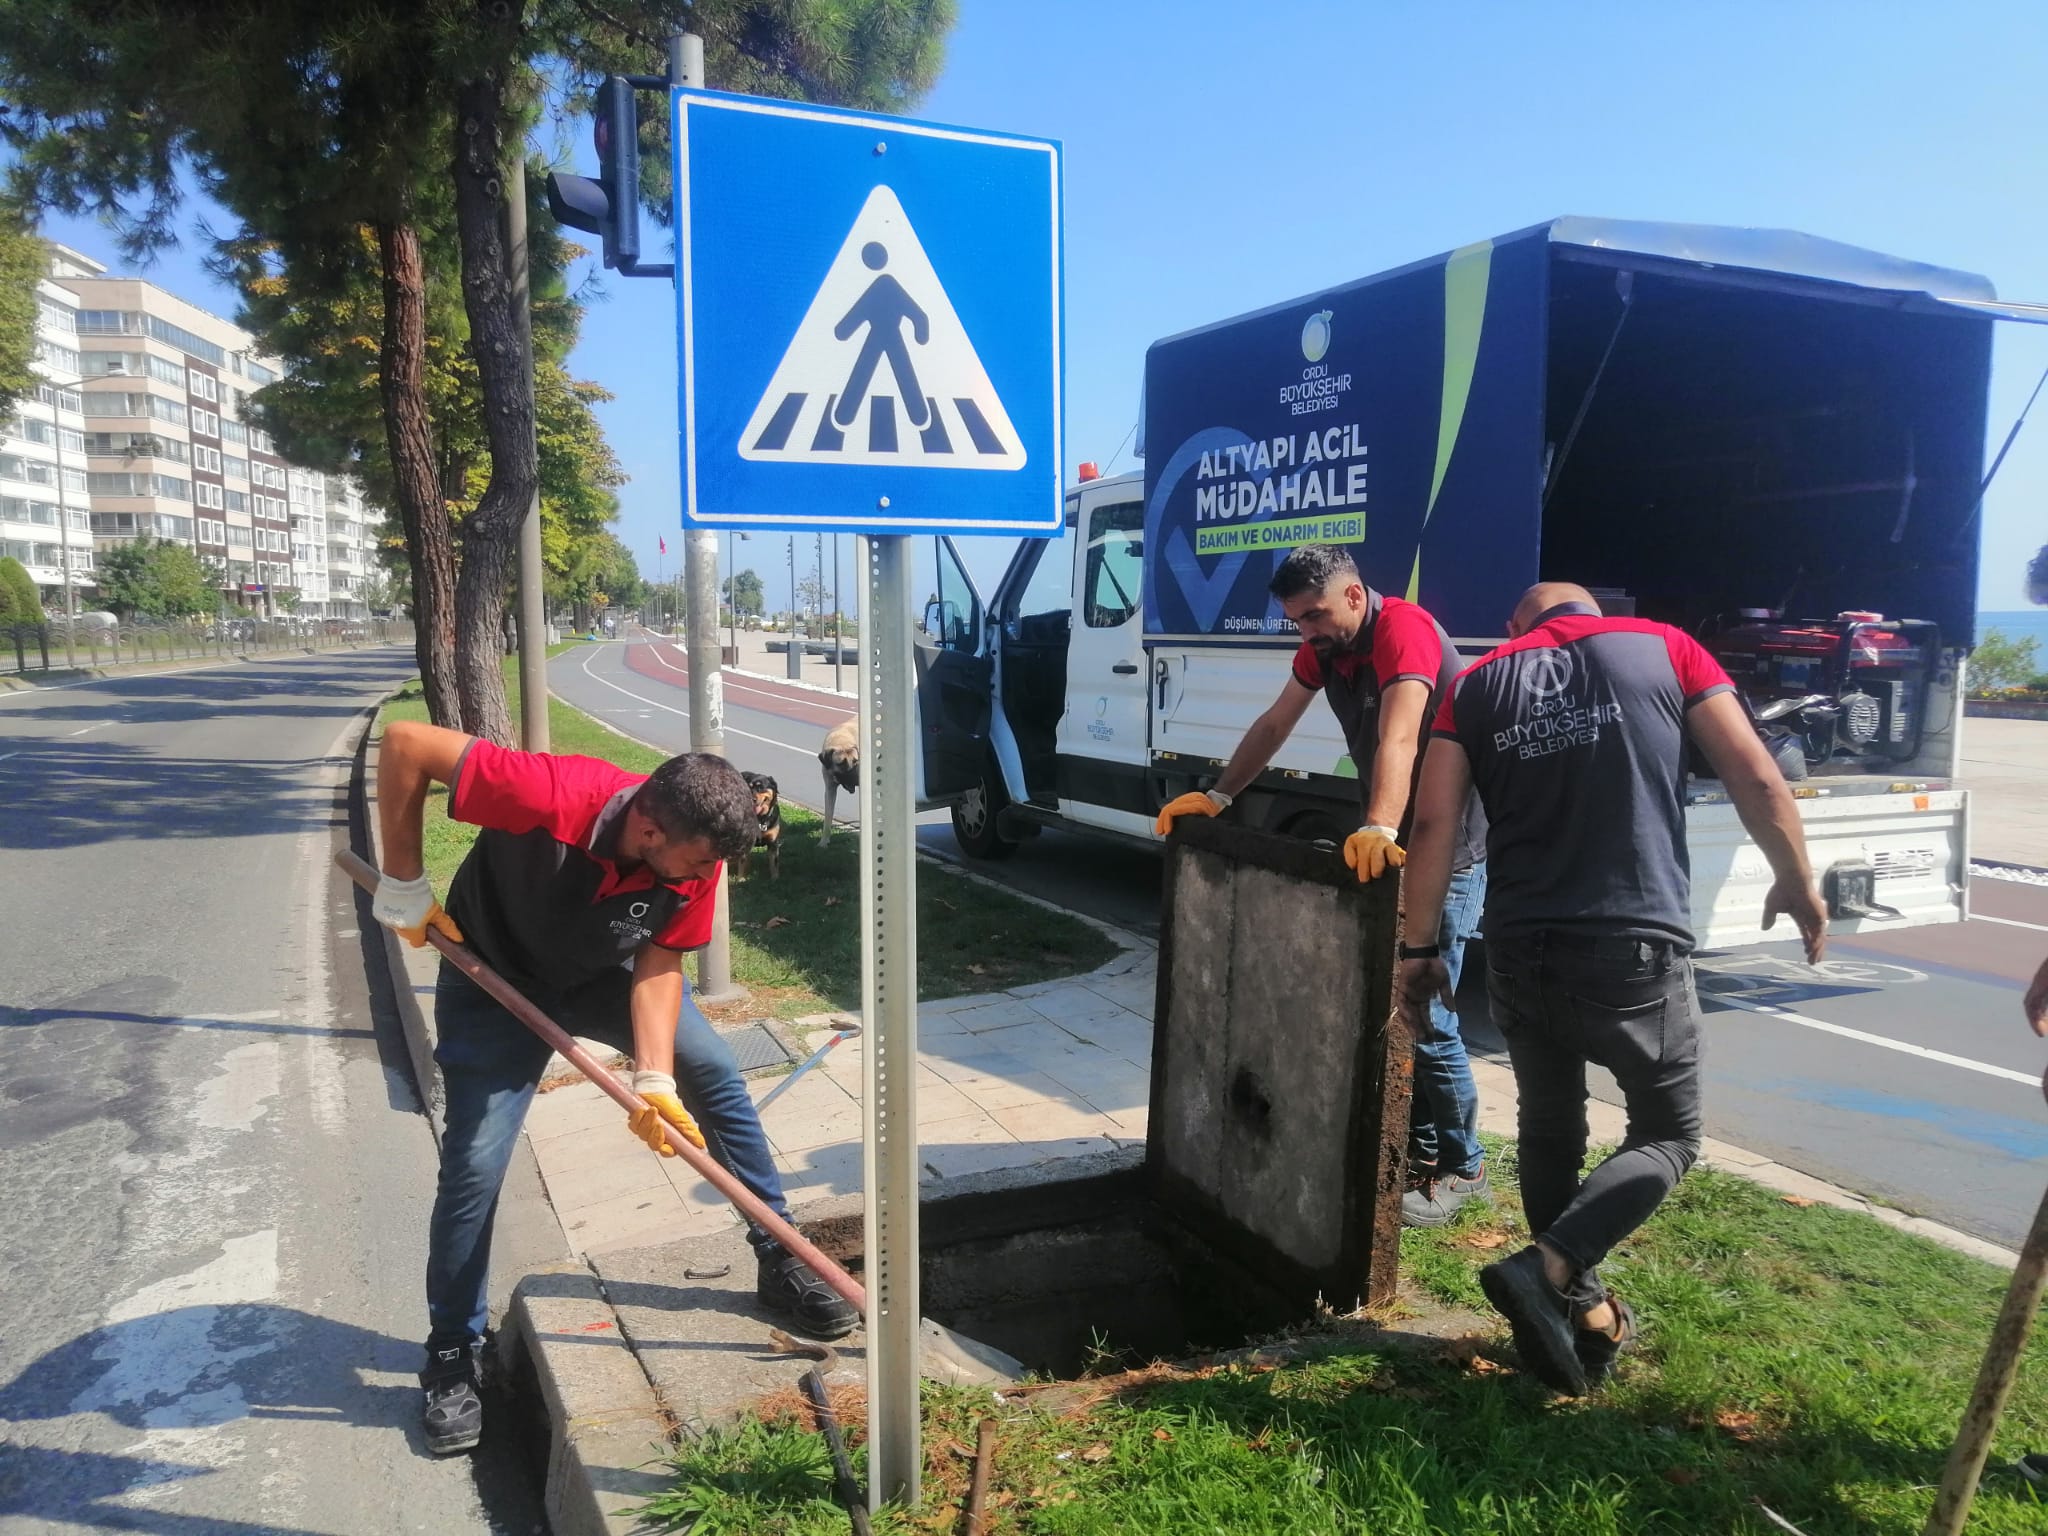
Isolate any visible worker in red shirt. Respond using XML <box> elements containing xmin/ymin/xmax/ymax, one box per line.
<box><xmin>1155</xmin><ymin>544</ymin><xmax>1491</xmax><ymax>1227</ymax></box>
<box><xmin>369</xmin><ymin>722</ymin><xmax>855</xmax><ymax>1455</ymax></box>
<box><xmin>1400</xmin><ymin>581</ymin><xmax>1826</xmax><ymax>1395</ymax></box>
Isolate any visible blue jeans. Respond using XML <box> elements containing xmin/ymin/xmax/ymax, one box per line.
<box><xmin>1409</xmin><ymin>861</ymin><xmax>1487</xmax><ymax>1179</ymax></box>
<box><xmin>424</xmin><ymin>961</ymin><xmax>791</xmax><ymax>1354</ymax></box>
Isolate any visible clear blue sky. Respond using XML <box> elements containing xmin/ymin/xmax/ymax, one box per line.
<box><xmin>41</xmin><ymin>1</ymin><xmax>2048</xmax><ymax>616</ymax></box>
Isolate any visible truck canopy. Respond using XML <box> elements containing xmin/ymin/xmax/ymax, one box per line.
<box><xmin>1141</xmin><ymin>216</ymin><xmax>2011</xmax><ymax>646</ymax></box>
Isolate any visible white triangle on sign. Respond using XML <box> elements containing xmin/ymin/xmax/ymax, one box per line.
<box><xmin>737</xmin><ymin>185</ymin><xmax>1027</xmax><ymax>470</ymax></box>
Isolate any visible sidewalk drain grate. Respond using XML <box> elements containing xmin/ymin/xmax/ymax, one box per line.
<box><xmin>716</xmin><ymin>1021</ymin><xmax>796</xmax><ymax>1073</ymax></box>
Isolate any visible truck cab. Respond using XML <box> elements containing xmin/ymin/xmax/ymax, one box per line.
<box><xmin>915</xmin><ymin>471</ymin><xmax>1361</xmax><ymax>856</ymax></box>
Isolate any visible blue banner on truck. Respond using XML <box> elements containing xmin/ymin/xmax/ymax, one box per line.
<box><xmin>1142</xmin><ymin>230</ymin><xmax>1547</xmax><ymax>643</ymax></box>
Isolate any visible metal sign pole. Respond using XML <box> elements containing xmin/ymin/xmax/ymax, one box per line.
<box><xmin>859</xmin><ymin>531</ymin><xmax>920</xmax><ymax>1511</ymax></box>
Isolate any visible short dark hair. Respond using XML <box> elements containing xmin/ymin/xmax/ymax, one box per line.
<box><xmin>1268</xmin><ymin>545</ymin><xmax>1360</xmax><ymax>600</ymax></box>
<box><xmin>634</xmin><ymin>753</ymin><xmax>757</xmax><ymax>861</ymax></box>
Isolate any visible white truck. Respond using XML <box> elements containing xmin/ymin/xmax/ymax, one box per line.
<box><xmin>916</xmin><ymin>218</ymin><xmax>2038</xmax><ymax>946</ymax></box>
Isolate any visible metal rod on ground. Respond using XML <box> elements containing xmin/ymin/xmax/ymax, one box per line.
<box><xmin>506</xmin><ymin>135</ymin><xmax>549</xmax><ymax>752</ymax></box>
<box><xmin>753</xmin><ymin>1024</ymin><xmax>861</xmax><ymax>1113</ymax></box>
<box><xmin>333</xmin><ymin>846</ymin><xmax>865</xmax><ymax>1313</ymax></box>
<box><xmin>963</xmin><ymin>1417</ymin><xmax>997</xmax><ymax>1536</ymax></box>
<box><xmin>801</xmin><ymin>1366</ymin><xmax>872</xmax><ymax>1536</ymax></box>
<box><xmin>1921</xmin><ymin>1178</ymin><xmax>2048</xmax><ymax>1536</ymax></box>
<box><xmin>861</xmin><ymin>533</ymin><xmax>921</xmax><ymax>1511</ymax></box>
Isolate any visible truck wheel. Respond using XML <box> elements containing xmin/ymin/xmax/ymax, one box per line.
<box><xmin>951</xmin><ymin>768</ymin><xmax>1020</xmax><ymax>860</ymax></box>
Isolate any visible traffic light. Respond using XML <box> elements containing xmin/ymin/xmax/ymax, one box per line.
<box><xmin>546</xmin><ymin>75</ymin><xmax>667</xmax><ymax>276</ymax></box>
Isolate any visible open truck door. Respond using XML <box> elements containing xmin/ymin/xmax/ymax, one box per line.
<box><xmin>914</xmin><ymin>534</ymin><xmax>995</xmax><ymax>810</ymax></box>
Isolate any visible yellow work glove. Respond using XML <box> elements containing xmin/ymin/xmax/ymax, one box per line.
<box><xmin>1342</xmin><ymin>825</ymin><xmax>1406</xmax><ymax>882</ymax></box>
<box><xmin>627</xmin><ymin>1071</ymin><xmax>705</xmax><ymax>1154</ymax></box>
<box><xmin>370</xmin><ymin>871</ymin><xmax>465</xmax><ymax>948</ymax></box>
<box><xmin>1154</xmin><ymin>788</ymin><xmax>1232</xmax><ymax>837</ymax></box>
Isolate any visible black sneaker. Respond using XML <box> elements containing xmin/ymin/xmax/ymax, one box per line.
<box><xmin>757</xmin><ymin>1241</ymin><xmax>858</xmax><ymax>1340</ymax></box>
<box><xmin>1478</xmin><ymin>1246</ymin><xmax>1588</xmax><ymax>1396</ymax></box>
<box><xmin>1574</xmin><ymin>1293</ymin><xmax>1636</xmax><ymax>1386</ymax></box>
<box><xmin>1401</xmin><ymin>1166</ymin><xmax>1491</xmax><ymax>1228</ymax></box>
<box><xmin>419</xmin><ymin>1343</ymin><xmax>484</xmax><ymax>1455</ymax></box>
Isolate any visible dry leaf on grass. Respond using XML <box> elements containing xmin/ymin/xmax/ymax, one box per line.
<box><xmin>823</xmin><ymin>895</ymin><xmax>842</xmax><ymax>907</ymax></box>
<box><xmin>1457</xmin><ymin>1230</ymin><xmax>1512</xmax><ymax>1250</ymax></box>
<box><xmin>967</xmin><ymin>962</ymin><xmax>987</xmax><ymax>975</ymax></box>
<box><xmin>1661</xmin><ymin>1468</ymin><xmax>1701</xmax><ymax>1486</ymax></box>
<box><xmin>763</xmin><ymin>915</ymin><xmax>792</xmax><ymax>930</ymax></box>
<box><xmin>1151</xmin><ymin>1428</ymin><xmax>1173</xmax><ymax>1442</ymax></box>
<box><xmin>1080</xmin><ymin>1443</ymin><xmax>1112</xmax><ymax>1463</ymax></box>
<box><xmin>1780</xmin><ymin>1194</ymin><xmax>1816</xmax><ymax>1208</ymax></box>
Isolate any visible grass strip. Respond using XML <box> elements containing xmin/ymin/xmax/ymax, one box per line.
<box><xmin>639</xmin><ymin>1142</ymin><xmax>2048</xmax><ymax>1534</ymax></box>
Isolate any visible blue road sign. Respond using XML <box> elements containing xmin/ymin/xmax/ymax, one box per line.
<box><xmin>674</xmin><ymin>89</ymin><xmax>1063</xmax><ymax>536</ymax></box>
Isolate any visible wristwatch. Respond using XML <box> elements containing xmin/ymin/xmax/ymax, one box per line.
<box><xmin>1397</xmin><ymin>942</ymin><xmax>1442</xmax><ymax>961</ymax></box>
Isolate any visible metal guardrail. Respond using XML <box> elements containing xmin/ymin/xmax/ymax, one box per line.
<box><xmin>1</xmin><ymin>617</ymin><xmax>416</xmax><ymax>677</ymax></box>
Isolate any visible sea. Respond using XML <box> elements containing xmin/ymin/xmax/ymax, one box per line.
<box><xmin>1977</xmin><ymin>609</ymin><xmax>2048</xmax><ymax>648</ymax></box>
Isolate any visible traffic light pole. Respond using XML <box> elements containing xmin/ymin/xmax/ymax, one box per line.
<box><xmin>671</xmin><ymin>30</ymin><xmax>740</xmax><ymax>1004</ymax></box>
<box><xmin>507</xmin><ymin>138</ymin><xmax>549</xmax><ymax>752</ymax></box>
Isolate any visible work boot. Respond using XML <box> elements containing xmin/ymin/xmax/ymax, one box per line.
<box><xmin>419</xmin><ymin>1342</ymin><xmax>484</xmax><ymax>1455</ymax></box>
<box><xmin>757</xmin><ymin>1240</ymin><xmax>858</xmax><ymax>1340</ymax></box>
<box><xmin>1478</xmin><ymin>1246</ymin><xmax>1588</xmax><ymax>1396</ymax></box>
<box><xmin>1401</xmin><ymin>1165</ymin><xmax>1491</xmax><ymax>1228</ymax></box>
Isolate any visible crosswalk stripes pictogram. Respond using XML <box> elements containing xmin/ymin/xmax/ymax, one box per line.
<box><xmin>737</xmin><ymin>186</ymin><xmax>1027</xmax><ymax>470</ymax></box>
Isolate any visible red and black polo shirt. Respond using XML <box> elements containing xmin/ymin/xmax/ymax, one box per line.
<box><xmin>1291</xmin><ymin>590</ymin><xmax>1486</xmax><ymax>869</ymax></box>
<box><xmin>1431</xmin><ymin>606</ymin><xmax>1735</xmax><ymax>946</ymax></box>
<box><xmin>442</xmin><ymin>739</ymin><xmax>718</xmax><ymax>1002</ymax></box>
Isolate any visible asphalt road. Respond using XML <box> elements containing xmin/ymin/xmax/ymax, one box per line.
<box><xmin>0</xmin><ymin>651</ymin><xmax>543</xmax><ymax>1535</ymax></box>
<box><xmin>560</xmin><ymin>636</ymin><xmax>2048</xmax><ymax>1252</ymax></box>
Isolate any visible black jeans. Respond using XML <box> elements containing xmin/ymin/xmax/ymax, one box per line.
<box><xmin>1485</xmin><ymin>932</ymin><xmax>1703</xmax><ymax>1310</ymax></box>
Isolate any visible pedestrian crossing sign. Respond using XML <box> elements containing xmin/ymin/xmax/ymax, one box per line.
<box><xmin>674</xmin><ymin>90</ymin><xmax>1063</xmax><ymax>536</ymax></box>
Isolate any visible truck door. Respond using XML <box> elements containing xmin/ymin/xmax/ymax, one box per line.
<box><xmin>915</xmin><ymin>535</ymin><xmax>994</xmax><ymax>808</ymax></box>
<box><xmin>1054</xmin><ymin>488</ymin><xmax>1153</xmax><ymax>835</ymax></box>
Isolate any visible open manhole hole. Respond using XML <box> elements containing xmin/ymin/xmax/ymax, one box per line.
<box><xmin>813</xmin><ymin>1163</ymin><xmax>1316</xmax><ymax>1379</ymax></box>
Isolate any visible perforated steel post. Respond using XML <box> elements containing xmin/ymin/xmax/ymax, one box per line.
<box><xmin>859</xmin><ymin>533</ymin><xmax>920</xmax><ymax>1510</ymax></box>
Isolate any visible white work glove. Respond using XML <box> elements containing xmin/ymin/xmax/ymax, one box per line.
<box><xmin>371</xmin><ymin>871</ymin><xmax>464</xmax><ymax>948</ymax></box>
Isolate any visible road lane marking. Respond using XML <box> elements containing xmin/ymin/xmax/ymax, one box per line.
<box><xmin>1973</xmin><ymin>912</ymin><xmax>2048</xmax><ymax>934</ymax></box>
<box><xmin>0</xmin><ymin>751</ymin><xmax>19</xmax><ymax>761</ymax></box>
<box><xmin>634</xmin><ymin>637</ymin><xmax>854</xmax><ymax>715</ymax></box>
<box><xmin>1710</xmin><ymin>991</ymin><xmax>2040</xmax><ymax>1086</ymax></box>
<box><xmin>572</xmin><ymin>646</ymin><xmax>800</xmax><ymax>753</ymax></box>
<box><xmin>66</xmin><ymin>722</ymin><xmax>109</xmax><ymax>737</ymax></box>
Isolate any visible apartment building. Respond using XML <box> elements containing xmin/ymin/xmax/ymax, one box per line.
<box><xmin>45</xmin><ymin>245</ymin><xmax>378</xmax><ymax>620</ymax></box>
<box><xmin>0</xmin><ymin>275</ymin><xmax>92</xmax><ymax>612</ymax></box>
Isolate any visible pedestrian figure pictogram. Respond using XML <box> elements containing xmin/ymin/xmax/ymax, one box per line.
<box><xmin>736</xmin><ymin>185</ymin><xmax>1027</xmax><ymax>469</ymax></box>
<box><xmin>833</xmin><ymin>243</ymin><xmax>931</xmax><ymax>430</ymax></box>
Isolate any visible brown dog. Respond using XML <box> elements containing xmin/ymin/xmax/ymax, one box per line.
<box><xmin>739</xmin><ymin>771</ymin><xmax>781</xmax><ymax>879</ymax></box>
<box><xmin>817</xmin><ymin>718</ymin><xmax>859</xmax><ymax>842</ymax></box>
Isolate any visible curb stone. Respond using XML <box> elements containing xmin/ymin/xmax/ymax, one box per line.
<box><xmin>500</xmin><ymin>1264</ymin><xmax>671</xmax><ymax>1536</ymax></box>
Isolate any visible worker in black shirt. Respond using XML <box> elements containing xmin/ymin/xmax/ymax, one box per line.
<box><xmin>1399</xmin><ymin>582</ymin><xmax>1826</xmax><ymax>1395</ymax></box>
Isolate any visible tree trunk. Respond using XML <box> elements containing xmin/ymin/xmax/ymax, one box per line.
<box><xmin>376</xmin><ymin>218</ymin><xmax>459</xmax><ymax>726</ymax></box>
<box><xmin>448</xmin><ymin>16</ymin><xmax>536</xmax><ymax>748</ymax></box>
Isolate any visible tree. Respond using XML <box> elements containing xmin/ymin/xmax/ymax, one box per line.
<box><xmin>92</xmin><ymin>534</ymin><xmax>218</xmax><ymax>619</ymax></box>
<box><xmin>2029</xmin><ymin>543</ymin><xmax>2048</xmax><ymax>607</ymax></box>
<box><xmin>0</xmin><ymin>203</ymin><xmax>42</xmax><ymax>422</ymax></box>
<box><xmin>0</xmin><ymin>0</ymin><xmax>954</xmax><ymax>741</ymax></box>
<box><xmin>723</xmin><ymin>568</ymin><xmax>765</xmax><ymax>618</ymax></box>
<box><xmin>1970</xmin><ymin>627</ymin><xmax>2042</xmax><ymax>693</ymax></box>
<box><xmin>0</xmin><ymin>554</ymin><xmax>40</xmax><ymax>628</ymax></box>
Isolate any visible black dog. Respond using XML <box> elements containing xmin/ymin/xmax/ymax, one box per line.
<box><xmin>739</xmin><ymin>771</ymin><xmax>782</xmax><ymax>880</ymax></box>
<box><xmin>817</xmin><ymin>719</ymin><xmax>859</xmax><ymax>842</ymax></box>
